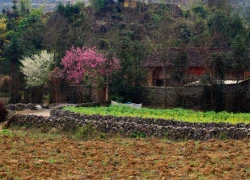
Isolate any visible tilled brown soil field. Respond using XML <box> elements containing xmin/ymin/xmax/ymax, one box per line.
<box><xmin>0</xmin><ymin>129</ymin><xmax>250</xmax><ymax>180</ymax></box>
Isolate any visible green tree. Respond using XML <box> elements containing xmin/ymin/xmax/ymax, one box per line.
<box><xmin>208</xmin><ymin>0</ymin><xmax>229</xmax><ymax>8</ymax></box>
<box><xmin>43</xmin><ymin>13</ymin><xmax>68</xmax><ymax>67</ymax></box>
<box><xmin>19</xmin><ymin>0</ymin><xmax>31</xmax><ymax>17</ymax></box>
<box><xmin>91</xmin><ymin>0</ymin><xmax>104</xmax><ymax>14</ymax></box>
<box><xmin>56</xmin><ymin>2</ymin><xmax>85</xmax><ymax>47</ymax></box>
<box><xmin>192</xmin><ymin>5</ymin><xmax>208</xmax><ymax>19</ymax></box>
<box><xmin>111</xmin><ymin>40</ymin><xmax>147</xmax><ymax>103</ymax></box>
<box><xmin>231</xmin><ymin>34</ymin><xmax>250</xmax><ymax>81</ymax></box>
<box><xmin>171</xmin><ymin>51</ymin><xmax>187</xmax><ymax>85</ymax></box>
<box><xmin>207</xmin><ymin>10</ymin><xmax>230</xmax><ymax>47</ymax></box>
<box><xmin>0</xmin><ymin>18</ymin><xmax>7</xmax><ymax>61</ymax></box>
<box><xmin>18</xmin><ymin>8</ymin><xmax>44</xmax><ymax>56</ymax></box>
<box><xmin>3</xmin><ymin>36</ymin><xmax>24</xmax><ymax>103</ymax></box>
<box><xmin>3</xmin><ymin>0</ymin><xmax>24</xmax><ymax>103</ymax></box>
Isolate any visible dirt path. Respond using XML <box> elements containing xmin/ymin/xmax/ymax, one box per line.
<box><xmin>14</xmin><ymin>103</ymin><xmax>74</xmax><ymax>117</ymax></box>
<box><xmin>16</xmin><ymin>109</ymin><xmax>51</xmax><ymax>117</ymax></box>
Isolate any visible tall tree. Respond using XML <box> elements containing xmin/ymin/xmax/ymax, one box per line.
<box><xmin>62</xmin><ymin>46</ymin><xmax>120</xmax><ymax>102</ymax></box>
<box><xmin>19</xmin><ymin>0</ymin><xmax>31</xmax><ymax>17</ymax></box>
<box><xmin>231</xmin><ymin>34</ymin><xmax>250</xmax><ymax>81</ymax></box>
<box><xmin>20</xmin><ymin>51</ymin><xmax>54</xmax><ymax>103</ymax></box>
<box><xmin>62</xmin><ymin>46</ymin><xmax>120</xmax><ymax>84</ymax></box>
<box><xmin>20</xmin><ymin>51</ymin><xmax>54</xmax><ymax>88</ymax></box>
<box><xmin>111</xmin><ymin>40</ymin><xmax>148</xmax><ymax>103</ymax></box>
<box><xmin>3</xmin><ymin>36</ymin><xmax>24</xmax><ymax>103</ymax></box>
<box><xmin>43</xmin><ymin>13</ymin><xmax>68</xmax><ymax>67</ymax></box>
<box><xmin>18</xmin><ymin>9</ymin><xmax>44</xmax><ymax>56</ymax></box>
<box><xmin>0</xmin><ymin>18</ymin><xmax>7</xmax><ymax>62</ymax></box>
<box><xmin>3</xmin><ymin>0</ymin><xmax>23</xmax><ymax>103</ymax></box>
<box><xmin>56</xmin><ymin>2</ymin><xmax>86</xmax><ymax>47</ymax></box>
<box><xmin>91</xmin><ymin>0</ymin><xmax>104</xmax><ymax>14</ymax></box>
<box><xmin>150</xmin><ymin>3</ymin><xmax>174</xmax><ymax>107</ymax></box>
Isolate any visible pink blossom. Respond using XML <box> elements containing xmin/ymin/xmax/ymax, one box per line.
<box><xmin>61</xmin><ymin>46</ymin><xmax>120</xmax><ymax>84</ymax></box>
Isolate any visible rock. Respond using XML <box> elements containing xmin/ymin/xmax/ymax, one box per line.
<box><xmin>48</xmin><ymin>127</ymin><xmax>59</xmax><ymax>134</ymax></box>
<box><xmin>3</xmin><ymin>113</ymin><xmax>18</xmax><ymax>128</ymax></box>
<box><xmin>35</xmin><ymin>105</ymin><xmax>42</xmax><ymax>110</ymax></box>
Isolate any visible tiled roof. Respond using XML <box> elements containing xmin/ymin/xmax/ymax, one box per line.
<box><xmin>145</xmin><ymin>47</ymin><xmax>231</xmax><ymax>67</ymax></box>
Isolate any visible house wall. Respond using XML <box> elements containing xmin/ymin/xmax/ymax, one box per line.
<box><xmin>224</xmin><ymin>71</ymin><xmax>244</xmax><ymax>80</ymax></box>
<box><xmin>147</xmin><ymin>71</ymin><xmax>153</xmax><ymax>86</ymax></box>
<box><xmin>148</xmin><ymin>67</ymin><xmax>201</xmax><ymax>87</ymax></box>
<box><xmin>65</xmin><ymin>85</ymin><xmax>105</xmax><ymax>103</ymax></box>
<box><xmin>148</xmin><ymin>67</ymin><xmax>246</xmax><ymax>87</ymax></box>
<box><xmin>142</xmin><ymin>86</ymin><xmax>203</xmax><ymax>108</ymax></box>
<box><xmin>148</xmin><ymin>67</ymin><xmax>174</xmax><ymax>86</ymax></box>
<box><xmin>244</xmin><ymin>71</ymin><xmax>250</xmax><ymax>80</ymax></box>
<box><xmin>142</xmin><ymin>81</ymin><xmax>250</xmax><ymax>112</ymax></box>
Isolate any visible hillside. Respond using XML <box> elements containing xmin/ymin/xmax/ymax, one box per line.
<box><xmin>0</xmin><ymin>0</ymin><xmax>79</xmax><ymax>12</ymax></box>
<box><xmin>1</xmin><ymin>0</ymin><xmax>250</xmax><ymax>13</ymax></box>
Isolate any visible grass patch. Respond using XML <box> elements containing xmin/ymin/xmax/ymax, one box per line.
<box><xmin>75</xmin><ymin>123</ymin><xmax>106</xmax><ymax>140</ymax></box>
<box><xmin>0</xmin><ymin>129</ymin><xmax>15</xmax><ymax>137</ymax></box>
<box><xmin>63</xmin><ymin>105</ymin><xmax>250</xmax><ymax>124</ymax></box>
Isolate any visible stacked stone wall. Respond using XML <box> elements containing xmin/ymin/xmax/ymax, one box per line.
<box><xmin>6</xmin><ymin>109</ymin><xmax>250</xmax><ymax>140</ymax></box>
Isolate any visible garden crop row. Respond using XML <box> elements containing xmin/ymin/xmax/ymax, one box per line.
<box><xmin>63</xmin><ymin>105</ymin><xmax>250</xmax><ymax>124</ymax></box>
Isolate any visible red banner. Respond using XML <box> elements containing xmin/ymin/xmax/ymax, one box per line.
<box><xmin>187</xmin><ymin>67</ymin><xmax>205</xmax><ymax>75</ymax></box>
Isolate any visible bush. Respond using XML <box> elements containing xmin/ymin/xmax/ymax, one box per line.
<box><xmin>0</xmin><ymin>100</ymin><xmax>8</xmax><ymax>122</ymax></box>
<box><xmin>0</xmin><ymin>75</ymin><xmax>10</xmax><ymax>93</ymax></box>
<box><xmin>130</xmin><ymin>131</ymin><xmax>146</xmax><ymax>138</ymax></box>
<box><xmin>75</xmin><ymin>123</ymin><xmax>98</xmax><ymax>140</ymax></box>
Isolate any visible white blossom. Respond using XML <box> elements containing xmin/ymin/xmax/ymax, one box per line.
<box><xmin>20</xmin><ymin>51</ymin><xmax>54</xmax><ymax>88</ymax></box>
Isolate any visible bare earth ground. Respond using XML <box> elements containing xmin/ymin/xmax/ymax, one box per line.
<box><xmin>0</xmin><ymin>128</ymin><xmax>249</xmax><ymax>180</ymax></box>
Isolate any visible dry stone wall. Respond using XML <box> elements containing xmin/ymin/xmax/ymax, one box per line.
<box><xmin>5</xmin><ymin>103</ymin><xmax>46</xmax><ymax>111</ymax></box>
<box><xmin>5</xmin><ymin>102</ymin><xmax>100</xmax><ymax>111</ymax></box>
<box><xmin>6</xmin><ymin>108</ymin><xmax>250</xmax><ymax>140</ymax></box>
<box><xmin>142</xmin><ymin>81</ymin><xmax>250</xmax><ymax>112</ymax></box>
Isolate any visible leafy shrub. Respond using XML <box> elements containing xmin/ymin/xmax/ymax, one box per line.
<box><xmin>130</xmin><ymin>131</ymin><xmax>146</xmax><ymax>138</ymax></box>
<box><xmin>75</xmin><ymin>123</ymin><xmax>98</xmax><ymax>140</ymax></box>
<box><xmin>218</xmin><ymin>131</ymin><xmax>228</xmax><ymax>140</ymax></box>
<box><xmin>152</xmin><ymin>14</ymin><xmax>162</xmax><ymax>23</ymax></box>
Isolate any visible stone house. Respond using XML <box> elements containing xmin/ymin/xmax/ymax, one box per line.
<box><xmin>145</xmin><ymin>47</ymin><xmax>249</xmax><ymax>87</ymax></box>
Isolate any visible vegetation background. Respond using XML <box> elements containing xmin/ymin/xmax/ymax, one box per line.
<box><xmin>0</xmin><ymin>0</ymin><xmax>250</xmax><ymax>111</ymax></box>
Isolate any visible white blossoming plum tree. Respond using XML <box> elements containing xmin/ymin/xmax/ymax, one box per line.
<box><xmin>20</xmin><ymin>50</ymin><xmax>54</xmax><ymax>103</ymax></box>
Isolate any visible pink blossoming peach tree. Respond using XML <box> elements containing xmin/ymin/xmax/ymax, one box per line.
<box><xmin>61</xmin><ymin>46</ymin><xmax>120</xmax><ymax>101</ymax></box>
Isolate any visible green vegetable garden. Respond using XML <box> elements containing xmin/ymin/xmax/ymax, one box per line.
<box><xmin>63</xmin><ymin>106</ymin><xmax>250</xmax><ymax>124</ymax></box>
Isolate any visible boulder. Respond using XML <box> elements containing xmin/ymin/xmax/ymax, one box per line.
<box><xmin>0</xmin><ymin>100</ymin><xmax>7</xmax><ymax>122</ymax></box>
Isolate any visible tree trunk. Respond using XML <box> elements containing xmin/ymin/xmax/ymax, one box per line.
<box><xmin>163</xmin><ymin>61</ymin><xmax>167</xmax><ymax>108</ymax></box>
<box><xmin>105</xmin><ymin>83</ymin><xmax>109</xmax><ymax>101</ymax></box>
<box><xmin>23</xmin><ymin>88</ymin><xmax>30</xmax><ymax>103</ymax></box>
<box><xmin>31</xmin><ymin>86</ymin><xmax>43</xmax><ymax>104</ymax></box>
<box><xmin>55</xmin><ymin>82</ymin><xmax>60</xmax><ymax>103</ymax></box>
<box><xmin>210</xmin><ymin>73</ymin><xmax>215</xmax><ymax>110</ymax></box>
<box><xmin>9</xmin><ymin>63</ymin><xmax>19</xmax><ymax>103</ymax></box>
